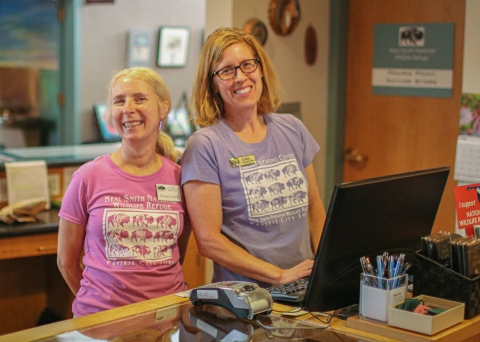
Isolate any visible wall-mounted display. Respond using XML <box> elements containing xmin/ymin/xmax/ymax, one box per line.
<box><xmin>127</xmin><ymin>29</ymin><xmax>153</xmax><ymax>68</ymax></box>
<box><xmin>93</xmin><ymin>103</ymin><xmax>121</xmax><ymax>143</ymax></box>
<box><xmin>243</xmin><ymin>18</ymin><xmax>268</xmax><ymax>46</ymax></box>
<box><xmin>157</xmin><ymin>26</ymin><xmax>190</xmax><ymax>68</ymax></box>
<box><xmin>268</xmin><ymin>0</ymin><xmax>301</xmax><ymax>36</ymax></box>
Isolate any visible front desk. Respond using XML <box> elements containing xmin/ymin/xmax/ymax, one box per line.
<box><xmin>2</xmin><ymin>145</ymin><xmax>480</xmax><ymax>341</ymax></box>
<box><xmin>0</xmin><ymin>144</ymin><xmax>109</xmax><ymax>335</ymax></box>
<box><xmin>0</xmin><ymin>144</ymin><xmax>205</xmax><ymax>335</ymax></box>
<box><xmin>1</xmin><ymin>293</ymin><xmax>480</xmax><ymax>342</ymax></box>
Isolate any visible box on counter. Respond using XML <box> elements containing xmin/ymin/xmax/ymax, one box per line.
<box><xmin>388</xmin><ymin>295</ymin><xmax>464</xmax><ymax>335</ymax></box>
<box><xmin>413</xmin><ymin>250</ymin><xmax>480</xmax><ymax>318</ymax></box>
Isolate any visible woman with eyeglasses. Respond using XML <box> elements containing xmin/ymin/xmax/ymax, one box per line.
<box><xmin>181</xmin><ymin>27</ymin><xmax>326</xmax><ymax>287</ymax></box>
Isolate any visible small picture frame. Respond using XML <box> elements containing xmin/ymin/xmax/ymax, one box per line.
<box><xmin>157</xmin><ymin>26</ymin><xmax>190</xmax><ymax>68</ymax></box>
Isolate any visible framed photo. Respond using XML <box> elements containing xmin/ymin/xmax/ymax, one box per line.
<box><xmin>157</xmin><ymin>26</ymin><xmax>190</xmax><ymax>68</ymax></box>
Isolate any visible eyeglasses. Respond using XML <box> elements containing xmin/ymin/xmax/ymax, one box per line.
<box><xmin>211</xmin><ymin>58</ymin><xmax>260</xmax><ymax>81</ymax></box>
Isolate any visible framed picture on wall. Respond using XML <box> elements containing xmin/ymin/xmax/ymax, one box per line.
<box><xmin>157</xmin><ymin>26</ymin><xmax>190</xmax><ymax>68</ymax></box>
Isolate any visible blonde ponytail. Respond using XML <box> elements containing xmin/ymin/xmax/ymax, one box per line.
<box><xmin>156</xmin><ymin>130</ymin><xmax>181</xmax><ymax>163</ymax></box>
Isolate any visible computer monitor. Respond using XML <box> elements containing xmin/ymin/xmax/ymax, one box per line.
<box><xmin>303</xmin><ymin>166</ymin><xmax>450</xmax><ymax>313</ymax></box>
<box><xmin>165</xmin><ymin>107</ymin><xmax>196</xmax><ymax>148</ymax></box>
<box><xmin>93</xmin><ymin>103</ymin><xmax>121</xmax><ymax>143</ymax></box>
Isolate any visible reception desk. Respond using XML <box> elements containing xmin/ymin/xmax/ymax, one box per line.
<box><xmin>0</xmin><ymin>213</ymin><xmax>204</xmax><ymax>336</ymax></box>
<box><xmin>0</xmin><ymin>143</ymin><xmax>205</xmax><ymax>335</ymax></box>
<box><xmin>0</xmin><ymin>144</ymin><xmax>123</xmax><ymax>334</ymax></box>
<box><xmin>1</xmin><ymin>293</ymin><xmax>480</xmax><ymax>342</ymax></box>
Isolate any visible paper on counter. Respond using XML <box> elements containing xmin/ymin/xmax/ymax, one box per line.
<box><xmin>5</xmin><ymin>160</ymin><xmax>50</xmax><ymax>209</ymax></box>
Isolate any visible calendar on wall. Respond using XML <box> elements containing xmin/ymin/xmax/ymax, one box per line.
<box><xmin>454</xmin><ymin>135</ymin><xmax>480</xmax><ymax>183</ymax></box>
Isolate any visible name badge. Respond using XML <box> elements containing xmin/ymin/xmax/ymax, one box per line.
<box><xmin>230</xmin><ymin>154</ymin><xmax>256</xmax><ymax>168</ymax></box>
<box><xmin>156</xmin><ymin>184</ymin><xmax>181</xmax><ymax>202</ymax></box>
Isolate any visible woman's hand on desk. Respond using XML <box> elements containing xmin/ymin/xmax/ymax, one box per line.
<box><xmin>274</xmin><ymin>259</ymin><xmax>314</xmax><ymax>285</ymax></box>
<box><xmin>185</xmin><ymin>180</ymin><xmax>315</xmax><ymax>285</ymax></box>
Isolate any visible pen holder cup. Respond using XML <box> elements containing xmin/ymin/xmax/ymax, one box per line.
<box><xmin>359</xmin><ymin>273</ymin><xmax>407</xmax><ymax>323</ymax></box>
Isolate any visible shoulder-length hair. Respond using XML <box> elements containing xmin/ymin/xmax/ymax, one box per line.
<box><xmin>191</xmin><ymin>27</ymin><xmax>281</xmax><ymax>127</ymax></box>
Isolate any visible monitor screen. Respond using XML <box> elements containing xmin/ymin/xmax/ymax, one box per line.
<box><xmin>165</xmin><ymin>107</ymin><xmax>197</xmax><ymax>148</ymax></box>
<box><xmin>93</xmin><ymin>104</ymin><xmax>121</xmax><ymax>143</ymax></box>
<box><xmin>303</xmin><ymin>166</ymin><xmax>450</xmax><ymax>313</ymax></box>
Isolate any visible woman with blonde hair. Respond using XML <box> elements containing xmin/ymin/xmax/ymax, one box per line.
<box><xmin>58</xmin><ymin>67</ymin><xmax>190</xmax><ymax>316</ymax></box>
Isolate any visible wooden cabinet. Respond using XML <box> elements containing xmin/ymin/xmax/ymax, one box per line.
<box><xmin>182</xmin><ymin>235</ymin><xmax>206</xmax><ymax>289</ymax></box>
<box><xmin>0</xmin><ymin>232</ymin><xmax>58</xmax><ymax>260</ymax></box>
<box><xmin>0</xmin><ymin>230</ymin><xmax>205</xmax><ymax>335</ymax></box>
<box><xmin>0</xmin><ymin>233</ymin><xmax>67</xmax><ymax>335</ymax></box>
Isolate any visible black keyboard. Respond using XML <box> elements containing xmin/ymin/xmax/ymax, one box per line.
<box><xmin>266</xmin><ymin>278</ymin><xmax>309</xmax><ymax>302</ymax></box>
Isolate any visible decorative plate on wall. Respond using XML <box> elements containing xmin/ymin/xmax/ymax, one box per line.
<box><xmin>243</xmin><ymin>18</ymin><xmax>268</xmax><ymax>46</ymax></box>
<box><xmin>268</xmin><ymin>0</ymin><xmax>301</xmax><ymax>36</ymax></box>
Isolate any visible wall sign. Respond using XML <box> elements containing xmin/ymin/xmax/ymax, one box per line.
<box><xmin>372</xmin><ymin>23</ymin><xmax>454</xmax><ymax>98</ymax></box>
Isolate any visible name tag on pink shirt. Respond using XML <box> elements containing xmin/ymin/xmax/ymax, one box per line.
<box><xmin>156</xmin><ymin>184</ymin><xmax>181</xmax><ymax>202</ymax></box>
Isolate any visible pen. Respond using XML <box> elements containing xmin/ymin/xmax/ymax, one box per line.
<box><xmin>401</xmin><ymin>262</ymin><xmax>411</xmax><ymax>275</ymax></box>
<box><xmin>388</xmin><ymin>255</ymin><xmax>396</xmax><ymax>279</ymax></box>
<box><xmin>392</xmin><ymin>254</ymin><xmax>405</xmax><ymax>288</ymax></box>
<box><xmin>360</xmin><ymin>256</ymin><xmax>378</xmax><ymax>287</ymax></box>
<box><xmin>377</xmin><ymin>255</ymin><xmax>384</xmax><ymax>289</ymax></box>
<box><xmin>382</xmin><ymin>252</ymin><xmax>389</xmax><ymax>276</ymax></box>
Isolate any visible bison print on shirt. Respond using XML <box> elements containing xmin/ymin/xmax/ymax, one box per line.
<box><xmin>241</xmin><ymin>157</ymin><xmax>309</xmax><ymax>226</ymax></box>
<box><xmin>103</xmin><ymin>209</ymin><xmax>179</xmax><ymax>261</ymax></box>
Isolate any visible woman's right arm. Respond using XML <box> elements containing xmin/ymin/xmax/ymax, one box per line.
<box><xmin>57</xmin><ymin>218</ymin><xmax>86</xmax><ymax>295</ymax></box>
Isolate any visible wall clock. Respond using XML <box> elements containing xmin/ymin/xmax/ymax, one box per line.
<box><xmin>243</xmin><ymin>18</ymin><xmax>268</xmax><ymax>46</ymax></box>
<box><xmin>268</xmin><ymin>0</ymin><xmax>301</xmax><ymax>36</ymax></box>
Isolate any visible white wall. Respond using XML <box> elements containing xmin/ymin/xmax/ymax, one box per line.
<box><xmin>231</xmin><ymin>0</ymin><xmax>330</xmax><ymax>198</ymax></box>
<box><xmin>80</xmin><ymin>0</ymin><xmax>330</xmax><ymax>200</ymax></box>
<box><xmin>205</xmin><ymin>0</ymin><xmax>233</xmax><ymax>39</ymax></box>
<box><xmin>81</xmin><ymin>0</ymin><xmax>205</xmax><ymax>143</ymax></box>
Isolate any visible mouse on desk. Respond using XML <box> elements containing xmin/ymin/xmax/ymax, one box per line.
<box><xmin>189</xmin><ymin>281</ymin><xmax>273</xmax><ymax>320</ymax></box>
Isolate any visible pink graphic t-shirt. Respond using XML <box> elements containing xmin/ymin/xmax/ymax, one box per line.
<box><xmin>59</xmin><ymin>154</ymin><xmax>188</xmax><ymax>316</ymax></box>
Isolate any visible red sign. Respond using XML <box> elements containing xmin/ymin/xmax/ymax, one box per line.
<box><xmin>454</xmin><ymin>182</ymin><xmax>480</xmax><ymax>236</ymax></box>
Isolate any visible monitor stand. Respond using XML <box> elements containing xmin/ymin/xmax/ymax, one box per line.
<box><xmin>333</xmin><ymin>304</ymin><xmax>359</xmax><ymax>320</ymax></box>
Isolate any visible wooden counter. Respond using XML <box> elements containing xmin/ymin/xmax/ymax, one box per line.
<box><xmin>1</xmin><ymin>293</ymin><xmax>480</xmax><ymax>342</ymax></box>
<box><xmin>0</xmin><ymin>212</ymin><xmax>205</xmax><ymax>336</ymax></box>
<box><xmin>0</xmin><ymin>294</ymin><xmax>189</xmax><ymax>342</ymax></box>
<box><xmin>0</xmin><ymin>210</ymin><xmax>67</xmax><ymax>335</ymax></box>
<box><xmin>0</xmin><ymin>143</ymin><xmax>205</xmax><ymax>335</ymax></box>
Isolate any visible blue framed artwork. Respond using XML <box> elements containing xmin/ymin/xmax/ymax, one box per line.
<box><xmin>0</xmin><ymin>0</ymin><xmax>59</xmax><ymax>68</ymax></box>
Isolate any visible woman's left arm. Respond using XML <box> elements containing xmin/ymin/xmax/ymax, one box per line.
<box><xmin>305</xmin><ymin>163</ymin><xmax>326</xmax><ymax>254</ymax></box>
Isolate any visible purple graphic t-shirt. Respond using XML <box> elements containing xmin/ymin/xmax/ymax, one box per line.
<box><xmin>181</xmin><ymin>113</ymin><xmax>320</xmax><ymax>287</ymax></box>
<box><xmin>59</xmin><ymin>154</ymin><xmax>188</xmax><ymax>316</ymax></box>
